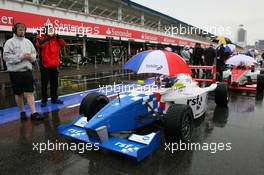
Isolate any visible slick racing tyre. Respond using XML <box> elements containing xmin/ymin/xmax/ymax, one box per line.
<box><xmin>163</xmin><ymin>104</ymin><xmax>193</xmax><ymax>142</ymax></box>
<box><xmin>215</xmin><ymin>82</ymin><xmax>229</xmax><ymax>107</ymax></box>
<box><xmin>257</xmin><ymin>74</ymin><xmax>264</xmax><ymax>93</ymax></box>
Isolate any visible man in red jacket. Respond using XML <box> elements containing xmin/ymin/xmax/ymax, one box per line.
<box><xmin>36</xmin><ymin>26</ymin><xmax>65</xmax><ymax>107</ymax></box>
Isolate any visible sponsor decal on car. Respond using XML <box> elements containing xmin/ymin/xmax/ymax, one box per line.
<box><xmin>115</xmin><ymin>142</ymin><xmax>139</xmax><ymax>153</ymax></box>
<box><xmin>67</xmin><ymin>128</ymin><xmax>86</xmax><ymax>137</ymax></box>
<box><xmin>187</xmin><ymin>95</ymin><xmax>203</xmax><ymax>110</ymax></box>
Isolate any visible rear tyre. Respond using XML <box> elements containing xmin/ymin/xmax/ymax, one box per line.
<box><xmin>79</xmin><ymin>93</ymin><xmax>109</xmax><ymax>121</ymax></box>
<box><xmin>228</xmin><ymin>75</ymin><xmax>231</xmax><ymax>84</ymax></box>
<box><xmin>257</xmin><ymin>74</ymin><xmax>264</xmax><ymax>93</ymax></box>
<box><xmin>215</xmin><ymin>82</ymin><xmax>229</xmax><ymax>107</ymax></box>
<box><xmin>163</xmin><ymin>104</ymin><xmax>193</xmax><ymax>142</ymax></box>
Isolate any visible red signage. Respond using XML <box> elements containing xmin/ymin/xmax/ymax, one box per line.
<box><xmin>0</xmin><ymin>9</ymin><xmax>208</xmax><ymax>47</ymax></box>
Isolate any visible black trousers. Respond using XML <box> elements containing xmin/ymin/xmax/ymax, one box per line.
<box><xmin>192</xmin><ymin>60</ymin><xmax>201</xmax><ymax>78</ymax></box>
<box><xmin>204</xmin><ymin>60</ymin><xmax>214</xmax><ymax>78</ymax></box>
<box><xmin>40</xmin><ymin>67</ymin><xmax>59</xmax><ymax>103</ymax></box>
<box><xmin>216</xmin><ymin>59</ymin><xmax>225</xmax><ymax>81</ymax></box>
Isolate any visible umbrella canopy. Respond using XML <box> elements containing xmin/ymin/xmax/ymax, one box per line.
<box><xmin>227</xmin><ymin>44</ymin><xmax>236</xmax><ymax>52</ymax></box>
<box><xmin>212</xmin><ymin>35</ymin><xmax>232</xmax><ymax>45</ymax></box>
<box><xmin>223</xmin><ymin>44</ymin><xmax>236</xmax><ymax>53</ymax></box>
<box><xmin>224</xmin><ymin>45</ymin><xmax>231</xmax><ymax>53</ymax></box>
<box><xmin>123</xmin><ymin>50</ymin><xmax>192</xmax><ymax>76</ymax></box>
<box><xmin>225</xmin><ymin>54</ymin><xmax>257</xmax><ymax>66</ymax></box>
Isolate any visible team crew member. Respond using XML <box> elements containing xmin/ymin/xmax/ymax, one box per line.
<box><xmin>3</xmin><ymin>22</ymin><xmax>44</xmax><ymax>120</ymax></box>
<box><xmin>204</xmin><ymin>44</ymin><xmax>216</xmax><ymax>78</ymax></box>
<box><xmin>216</xmin><ymin>44</ymin><xmax>226</xmax><ymax>81</ymax></box>
<box><xmin>192</xmin><ymin>43</ymin><xmax>204</xmax><ymax>78</ymax></box>
<box><xmin>36</xmin><ymin>25</ymin><xmax>65</xmax><ymax>107</ymax></box>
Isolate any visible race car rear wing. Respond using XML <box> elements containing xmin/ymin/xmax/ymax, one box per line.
<box><xmin>228</xmin><ymin>85</ymin><xmax>256</xmax><ymax>91</ymax></box>
<box><xmin>189</xmin><ymin>65</ymin><xmax>217</xmax><ymax>84</ymax></box>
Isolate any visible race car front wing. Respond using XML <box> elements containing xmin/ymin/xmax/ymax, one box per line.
<box><xmin>58</xmin><ymin>115</ymin><xmax>160</xmax><ymax>161</ymax></box>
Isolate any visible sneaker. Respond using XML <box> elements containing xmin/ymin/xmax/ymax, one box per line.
<box><xmin>51</xmin><ymin>99</ymin><xmax>64</xmax><ymax>104</ymax></box>
<box><xmin>30</xmin><ymin>112</ymin><xmax>44</xmax><ymax>120</ymax></box>
<box><xmin>40</xmin><ymin>102</ymin><xmax>47</xmax><ymax>107</ymax></box>
<box><xmin>20</xmin><ymin>112</ymin><xmax>28</xmax><ymax>120</ymax></box>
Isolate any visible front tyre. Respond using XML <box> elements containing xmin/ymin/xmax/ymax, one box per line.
<box><xmin>163</xmin><ymin>104</ymin><xmax>193</xmax><ymax>142</ymax></box>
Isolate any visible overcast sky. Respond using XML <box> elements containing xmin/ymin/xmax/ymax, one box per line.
<box><xmin>132</xmin><ymin>0</ymin><xmax>263</xmax><ymax>45</ymax></box>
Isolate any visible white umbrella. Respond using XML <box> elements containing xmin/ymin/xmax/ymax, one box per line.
<box><xmin>225</xmin><ymin>54</ymin><xmax>257</xmax><ymax>66</ymax></box>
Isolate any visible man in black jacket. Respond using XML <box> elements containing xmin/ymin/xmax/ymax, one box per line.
<box><xmin>216</xmin><ymin>44</ymin><xmax>226</xmax><ymax>81</ymax></box>
<box><xmin>261</xmin><ymin>52</ymin><xmax>264</xmax><ymax>67</ymax></box>
<box><xmin>192</xmin><ymin>43</ymin><xmax>204</xmax><ymax>78</ymax></box>
<box><xmin>204</xmin><ymin>44</ymin><xmax>216</xmax><ymax>78</ymax></box>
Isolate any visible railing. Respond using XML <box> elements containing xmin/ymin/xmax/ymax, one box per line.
<box><xmin>189</xmin><ymin>65</ymin><xmax>217</xmax><ymax>84</ymax></box>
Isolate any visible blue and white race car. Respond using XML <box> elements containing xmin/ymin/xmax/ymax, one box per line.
<box><xmin>58</xmin><ymin>74</ymin><xmax>228</xmax><ymax>161</ymax></box>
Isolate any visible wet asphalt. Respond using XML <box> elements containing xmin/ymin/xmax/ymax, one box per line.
<box><xmin>0</xmin><ymin>71</ymin><xmax>264</xmax><ymax>175</ymax></box>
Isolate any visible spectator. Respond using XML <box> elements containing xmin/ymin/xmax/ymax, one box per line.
<box><xmin>204</xmin><ymin>44</ymin><xmax>216</xmax><ymax>66</ymax></box>
<box><xmin>36</xmin><ymin>25</ymin><xmax>65</xmax><ymax>107</ymax></box>
<box><xmin>3</xmin><ymin>22</ymin><xmax>43</xmax><ymax>120</ymax></box>
<box><xmin>181</xmin><ymin>46</ymin><xmax>191</xmax><ymax>64</ymax></box>
<box><xmin>204</xmin><ymin>44</ymin><xmax>216</xmax><ymax>78</ymax></box>
<box><xmin>189</xmin><ymin>47</ymin><xmax>193</xmax><ymax>64</ymax></box>
<box><xmin>1</xmin><ymin>42</ymin><xmax>7</xmax><ymax>70</ymax></box>
<box><xmin>192</xmin><ymin>43</ymin><xmax>204</xmax><ymax>78</ymax></box>
<box><xmin>216</xmin><ymin>44</ymin><xmax>225</xmax><ymax>81</ymax></box>
<box><xmin>260</xmin><ymin>52</ymin><xmax>264</xmax><ymax>67</ymax></box>
<box><xmin>0</xmin><ymin>46</ymin><xmax>3</xmax><ymax>70</ymax></box>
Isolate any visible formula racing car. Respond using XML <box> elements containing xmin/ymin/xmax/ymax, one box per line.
<box><xmin>223</xmin><ymin>54</ymin><xmax>264</xmax><ymax>92</ymax></box>
<box><xmin>223</xmin><ymin>65</ymin><xmax>264</xmax><ymax>92</ymax></box>
<box><xmin>58</xmin><ymin>73</ymin><xmax>228</xmax><ymax>161</ymax></box>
